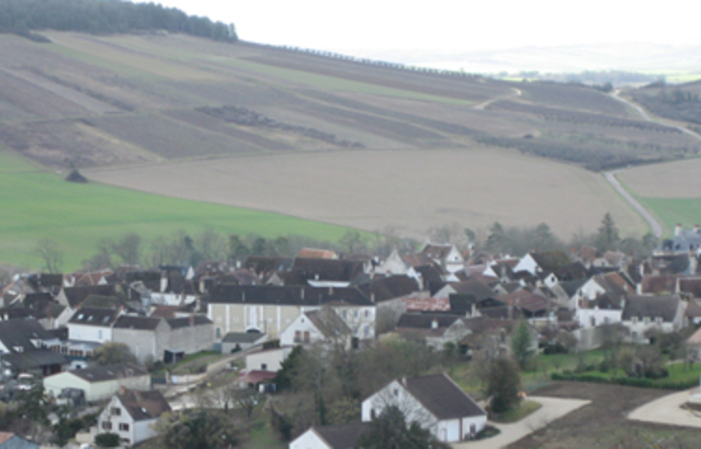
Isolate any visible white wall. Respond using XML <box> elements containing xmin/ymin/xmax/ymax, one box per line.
<box><xmin>361</xmin><ymin>380</ymin><xmax>437</xmax><ymax>430</ymax></box>
<box><xmin>67</xmin><ymin>323</ymin><xmax>112</xmax><ymax>344</ymax></box>
<box><xmin>514</xmin><ymin>254</ymin><xmax>538</xmax><ymax>275</ymax></box>
<box><xmin>279</xmin><ymin>314</ymin><xmax>324</xmax><ymax>347</ymax></box>
<box><xmin>576</xmin><ymin>308</ymin><xmax>622</xmax><ymax>328</ymax></box>
<box><xmin>289</xmin><ymin>428</ymin><xmax>330</xmax><ymax>449</ymax></box>
<box><xmin>245</xmin><ymin>347</ymin><xmax>292</xmax><ymax>372</ymax></box>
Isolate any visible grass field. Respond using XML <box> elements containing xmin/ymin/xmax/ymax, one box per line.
<box><xmin>0</xmin><ymin>149</ymin><xmax>355</xmax><ymax>271</ymax></box>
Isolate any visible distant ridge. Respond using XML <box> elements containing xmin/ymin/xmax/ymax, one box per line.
<box><xmin>0</xmin><ymin>0</ymin><xmax>237</xmax><ymax>43</ymax></box>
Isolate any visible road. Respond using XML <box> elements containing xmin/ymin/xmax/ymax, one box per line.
<box><xmin>474</xmin><ymin>87</ymin><xmax>521</xmax><ymax>110</ymax></box>
<box><xmin>603</xmin><ymin>170</ymin><xmax>663</xmax><ymax>239</ymax></box>
<box><xmin>452</xmin><ymin>396</ymin><xmax>590</xmax><ymax>449</ymax></box>
<box><xmin>628</xmin><ymin>388</ymin><xmax>701</xmax><ymax>429</ymax></box>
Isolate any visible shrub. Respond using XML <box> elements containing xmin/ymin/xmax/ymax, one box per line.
<box><xmin>94</xmin><ymin>433</ymin><xmax>120</xmax><ymax>447</ymax></box>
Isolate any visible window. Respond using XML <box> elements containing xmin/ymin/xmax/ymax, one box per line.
<box><xmin>98</xmin><ymin>330</ymin><xmax>103</xmax><ymax>340</ymax></box>
<box><xmin>101</xmin><ymin>421</ymin><xmax>112</xmax><ymax>430</ymax></box>
<box><xmin>261</xmin><ymin>363</ymin><xmax>267</xmax><ymax>371</ymax></box>
<box><xmin>119</xmin><ymin>423</ymin><xmax>129</xmax><ymax>431</ymax></box>
<box><xmin>294</xmin><ymin>331</ymin><xmax>302</xmax><ymax>343</ymax></box>
<box><xmin>364</xmin><ymin>310</ymin><xmax>369</xmax><ymax>318</ymax></box>
<box><xmin>354</xmin><ymin>310</ymin><xmax>359</xmax><ymax>318</ymax></box>
<box><xmin>216</xmin><ymin>328</ymin><xmax>222</xmax><ymax>339</ymax></box>
<box><xmin>363</xmin><ymin>325</ymin><xmax>370</xmax><ymax>337</ymax></box>
<box><xmin>655</xmin><ymin>317</ymin><xmax>662</xmax><ymax>324</ymax></box>
<box><xmin>111</xmin><ymin>407</ymin><xmax>121</xmax><ymax>416</ymax></box>
<box><xmin>643</xmin><ymin>317</ymin><xmax>650</xmax><ymax>324</ymax></box>
<box><xmin>470</xmin><ymin>424</ymin><xmax>476</xmax><ymax>434</ymax></box>
<box><xmin>631</xmin><ymin>317</ymin><xmax>638</xmax><ymax>323</ymax></box>
<box><xmin>393</xmin><ymin>388</ymin><xmax>399</xmax><ymax>397</ymax></box>
<box><xmin>303</xmin><ymin>331</ymin><xmax>310</xmax><ymax>343</ymax></box>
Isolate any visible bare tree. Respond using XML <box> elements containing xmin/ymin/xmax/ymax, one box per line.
<box><xmin>35</xmin><ymin>239</ymin><xmax>63</xmax><ymax>273</ymax></box>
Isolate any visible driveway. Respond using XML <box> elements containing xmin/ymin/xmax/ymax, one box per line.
<box><xmin>452</xmin><ymin>396</ymin><xmax>590</xmax><ymax>449</ymax></box>
<box><xmin>628</xmin><ymin>388</ymin><xmax>701</xmax><ymax>428</ymax></box>
<box><xmin>603</xmin><ymin>170</ymin><xmax>663</xmax><ymax>238</ymax></box>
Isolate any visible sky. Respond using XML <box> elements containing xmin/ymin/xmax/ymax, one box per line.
<box><xmin>137</xmin><ymin>1</ymin><xmax>701</xmax><ymax>72</ymax></box>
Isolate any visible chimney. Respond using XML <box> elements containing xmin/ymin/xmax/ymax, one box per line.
<box><xmin>431</xmin><ymin>318</ymin><xmax>438</xmax><ymax>329</ymax></box>
<box><xmin>119</xmin><ymin>385</ymin><xmax>127</xmax><ymax>396</ymax></box>
<box><xmin>675</xmin><ymin>223</ymin><xmax>683</xmax><ymax>237</ymax></box>
<box><xmin>471</xmin><ymin>303</ymin><xmax>477</xmax><ymax>317</ymax></box>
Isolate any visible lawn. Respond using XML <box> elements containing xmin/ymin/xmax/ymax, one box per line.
<box><xmin>637</xmin><ymin>196</ymin><xmax>701</xmax><ymax>237</ymax></box>
<box><xmin>0</xmin><ymin>149</ymin><xmax>357</xmax><ymax>271</ymax></box>
<box><xmin>552</xmin><ymin>361</ymin><xmax>701</xmax><ymax>390</ymax></box>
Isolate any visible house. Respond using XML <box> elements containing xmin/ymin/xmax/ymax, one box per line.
<box><xmin>0</xmin><ymin>319</ymin><xmax>68</xmax><ymax>377</ymax></box>
<box><xmin>112</xmin><ymin>315</ymin><xmax>214</xmax><ymax>364</ymax></box>
<box><xmin>289</xmin><ymin>423</ymin><xmax>369</xmax><ymax>449</ymax></box>
<box><xmin>221</xmin><ymin>332</ymin><xmax>268</xmax><ymax>354</ymax></box>
<box><xmin>285</xmin><ymin>258</ymin><xmax>369</xmax><ymax>287</ymax></box>
<box><xmin>67</xmin><ymin>307</ymin><xmax>120</xmax><ymax>344</ymax></box>
<box><xmin>419</xmin><ymin>243</ymin><xmax>464</xmax><ymax>273</ymax></box>
<box><xmin>297</xmin><ymin>248</ymin><xmax>339</xmax><ymax>260</ymax></box>
<box><xmin>0</xmin><ymin>432</ymin><xmax>39</xmax><ymax>449</ymax></box>
<box><xmin>621</xmin><ymin>295</ymin><xmax>686</xmax><ymax>343</ymax></box>
<box><xmin>574</xmin><ymin>293</ymin><xmax>624</xmax><ymax>328</ymax></box>
<box><xmin>395</xmin><ymin>313</ymin><xmax>470</xmax><ymax>349</ymax></box>
<box><xmin>245</xmin><ymin>346</ymin><xmax>294</xmax><ymax>373</ymax></box>
<box><xmin>514</xmin><ymin>251</ymin><xmax>570</xmax><ymax>276</ymax></box>
<box><xmin>97</xmin><ymin>388</ymin><xmax>171</xmax><ymax>446</ymax></box>
<box><xmin>361</xmin><ymin>373</ymin><xmax>486</xmax><ymax>443</ymax></box>
<box><xmin>207</xmin><ymin>285</ymin><xmax>374</xmax><ymax>341</ymax></box>
<box><xmin>280</xmin><ymin>308</ymin><xmax>352</xmax><ymax>349</ymax></box>
<box><xmin>434</xmin><ymin>279</ymin><xmax>495</xmax><ymax>302</ymax></box>
<box><xmin>44</xmin><ymin>363</ymin><xmax>150</xmax><ymax>402</ymax></box>
<box><xmin>657</xmin><ymin>224</ymin><xmax>701</xmax><ymax>255</ymax></box>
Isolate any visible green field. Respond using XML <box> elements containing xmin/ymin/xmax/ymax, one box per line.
<box><xmin>637</xmin><ymin>196</ymin><xmax>701</xmax><ymax>237</ymax></box>
<box><xmin>0</xmin><ymin>149</ymin><xmax>355</xmax><ymax>271</ymax></box>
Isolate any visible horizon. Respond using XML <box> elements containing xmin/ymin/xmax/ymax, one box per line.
<box><xmin>136</xmin><ymin>0</ymin><xmax>701</xmax><ymax>74</ymax></box>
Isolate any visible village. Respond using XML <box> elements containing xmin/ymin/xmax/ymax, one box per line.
<box><xmin>2</xmin><ymin>221</ymin><xmax>701</xmax><ymax>448</ymax></box>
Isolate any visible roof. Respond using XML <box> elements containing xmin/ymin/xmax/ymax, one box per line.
<box><xmin>114</xmin><ymin>315</ymin><xmax>162</xmax><ymax>331</ymax></box>
<box><xmin>420</xmin><ymin>244</ymin><xmax>456</xmax><ymax>261</ymax></box>
<box><xmin>678</xmin><ymin>278</ymin><xmax>701</xmax><ymax>298</ymax></box>
<box><xmin>117</xmin><ymin>389</ymin><xmax>171</xmax><ymax>421</ymax></box>
<box><xmin>150</xmin><ymin>305</ymin><xmax>180</xmax><ymax>319</ymax></box>
<box><xmin>640</xmin><ymin>274</ymin><xmax>679</xmax><ymax>295</ymax></box>
<box><xmin>560</xmin><ymin>279</ymin><xmax>587</xmax><ymax>297</ymax></box>
<box><xmin>243</xmin><ymin>256</ymin><xmax>294</xmax><ymax>275</ymax></box>
<box><xmin>686</xmin><ymin>299</ymin><xmax>701</xmax><ymax>318</ymax></box>
<box><xmin>403</xmin><ymin>373</ymin><xmax>485</xmax><ymax>420</ymax></box>
<box><xmin>208</xmin><ymin>285</ymin><xmax>372</xmax><ymax>307</ymax></box>
<box><xmin>449</xmin><ymin>280</ymin><xmax>495</xmax><ymax>301</ymax></box>
<box><xmin>3</xmin><ymin>349</ymin><xmax>68</xmax><ymax>370</ymax></box>
<box><xmin>305</xmin><ymin>309</ymin><xmax>351</xmax><ymax>338</ymax></box>
<box><xmin>687</xmin><ymin>326</ymin><xmax>701</xmax><ymax>345</ymax></box>
<box><xmin>68</xmin><ymin>307</ymin><xmax>119</xmax><ymax>327</ymax></box>
<box><xmin>222</xmin><ymin>332</ymin><xmax>265</xmax><ymax>343</ymax></box>
<box><xmin>356</xmin><ymin>275</ymin><xmax>420</xmax><ymax>302</ymax></box>
<box><xmin>555</xmin><ymin>262</ymin><xmax>589</xmax><ymax>281</ymax></box>
<box><xmin>286</xmin><ymin>258</ymin><xmax>366</xmax><ymax>285</ymax></box>
<box><xmin>396</xmin><ymin>313</ymin><xmax>461</xmax><ymax>330</ymax></box>
<box><xmin>238</xmin><ymin>370</ymin><xmax>276</xmax><ymax>384</ymax></box>
<box><xmin>622</xmin><ymin>295</ymin><xmax>681</xmax><ymax>322</ymax></box>
<box><xmin>313</xmin><ymin>423</ymin><xmax>370</xmax><ymax>449</ymax></box>
<box><xmin>405</xmin><ymin>296</ymin><xmax>450</xmax><ymax>312</ymax></box>
<box><xmin>0</xmin><ymin>319</ymin><xmax>53</xmax><ymax>353</ymax></box>
<box><xmin>0</xmin><ymin>433</ymin><xmax>13</xmax><ymax>445</ymax></box>
<box><xmin>62</xmin><ymin>285</ymin><xmax>116</xmax><ymax>308</ymax></box>
<box><xmin>166</xmin><ymin>315</ymin><xmax>213</xmax><ymax>329</ymax></box>
<box><xmin>297</xmin><ymin>248</ymin><xmax>338</xmax><ymax>259</ymax></box>
<box><xmin>69</xmin><ymin>363</ymin><xmax>148</xmax><ymax>383</ymax></box>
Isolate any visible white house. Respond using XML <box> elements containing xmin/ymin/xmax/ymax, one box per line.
<box><xmin>361</xmin><ymin>373</ymin><xmax>486</xmax><ymax>443</ymax></box>
<box><xmin>420</xmin><ymin>244</ymin><xmax>464</xmax><ymax>274</ymax></box>
<box><xmin>279</xmin><ymin>309</ymin><xmax>352</xmax><ymax>349</ymax></box>
<box><xmin>44</xmin><ymin>364</ymin><xmax>150</xmax><ymax>402</ymax></box>
<box><xmin>66</xmin><ymin>307</ymin><xmax>120</xmax><ymax>344</ymax></box>
<box><xmin>289</xmin><ymin>423</ymin><xmax>369</xmax><ymax>449</ymax></box>
<box><xmin>245</xmin><ymin>346</ymin><xmax>294</xmax><ymax>373</ymax></box>
<box><xmin>97</xmin><ymin>388</ymin><xmax>171</xmax><ymax>446</ymax></box>
<box><xmin>621</xmin><ymin>295</ymin><xmax>687</xmax><ymax>343</ymax></box>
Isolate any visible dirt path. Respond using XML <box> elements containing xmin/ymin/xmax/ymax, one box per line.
<box><xmin>452</xmin><ymin>396</ymin><xmax>590</xmax><ymax>449</ymax></box>
<box><xmin>603</xmin><ymin>169</ymin><xmax>664</xmax><ymax>238</ymax></box>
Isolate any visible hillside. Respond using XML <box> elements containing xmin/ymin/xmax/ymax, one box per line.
<box><xmin>0</xmin><ymin>32</ymin><xmax>698</xmax><ymax>172</ymax></box>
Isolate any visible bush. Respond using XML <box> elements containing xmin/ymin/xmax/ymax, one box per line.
<box><xmin>94</xmin><ymin>432</ymin><xmax>120</xmax><ymax>447</ymax></box>
<box><xmin>475</xmin><ymin>425</ymin><xmax>500</xmax><ymax>440</ymax></box>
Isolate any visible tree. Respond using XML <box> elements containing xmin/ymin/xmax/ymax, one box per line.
<box><xmin>93</xmin><ymin>342</ymin><xmax>138</xmax><ymax>366</ymax></box>
<box><xmin>486</xmin><ymin>222</ymin><xmax>508</xmax><ymax>254</ymax></box>
<box><xmin>355</xmin><ymin>405</ymin><xmax>450</xmax><ymax>449</ymax></box>
<box><xmin>157</xmin><ymin>409</ymin><xmax>237</xmax><ymax>449</ymax></box>
<box><xmin>533</xmin><ymin>223</ymin><xmax>557</xmax><ymax>251</ymax></box>
<box><xmin>94</xmin><ymin>433</ymin><xmax>120</xmax><ymax>447</ymax></box>
<box><xmin>596</xmin><ymin>213</ymin><xmax>620</xmax><ymax>251</ymax></box>
<box><xmin>486</xmin><ymin>357</ymin><xmax>522</xmax><ymax>414</ymax></box>
<box><xmin>511</xmin><ymin>318</ymin><xmax>534</xmax><ymax>370</ymax></box>
<box><xmin>111</xmin><ymin>233</ymin><xmax>141</xmax><ymax>265</ymax></box>
<box><xmin>35</xmin><ymin>238</ymin><xmax>63</xmax><ymax>273</ymax></box>
<box><xmin>339</xmin><ymin>230</ymin><xmax>364</xmax><ymax>254</ymax></box>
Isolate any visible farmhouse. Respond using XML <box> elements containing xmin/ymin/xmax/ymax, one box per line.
<box><xmin>97</xmin><ymin>388</ymin><xmax>171</xmax><ymax>446</ymax></box>
<box><xmin>621</xmin><ymin>295</ymin><xmax>686</xmax><ymax>343</ymax></box>
<box><xmin>361</xmin><ymin>373</ymin><xmax>486</xmax><ymax>443</ymax></box>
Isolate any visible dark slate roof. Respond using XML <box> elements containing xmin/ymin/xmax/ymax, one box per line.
<box><xmin>68</xmin><ymin>307</ymin><xmax>119</xmax><ymax>327</ymax></box>
<box><xmin>560</xmin><ymin>279</ymin><xmax>587</xmax><ymax>297</ymax></box>
<box><xmin>356</xmin><ymin>275</ymin><xmax>420</xmax><ymax>302</ymax></box>
<box><xmin>530</xmin><ymin>251</ymin><xmax>571</xmax><ymax>273</ymax></box>
<box><xmin>622</xmin><ymin>295</ymin><xmax>680</xmax><ymax>322</ymax></box>
<box><xmin>403</xmin><ymin>373</ymin><xmax>486</xmax><ymax>419</ymax></box>
<box><xmin>285</xmin><ymin>258</ymin><xmax>367</xmax><ymax>285</ymax></box>
<box><xmin>27</xmin><ymin>273</ymin><xmax>64</xmax><ymax>288</ymax></box>
<box><xmin>3</xmin><ymin>349</ymin><xmax>68</xmax><ymax>370</ymax></box>
<box><xmin>166</xmin><ymin>315</ymin><xmax>212</xmax><ymax>329</ymax></box>
<box><xmin>449</xmin><ymin>293</ymin><xmax>478</xmax><ymax>315</ymax></box>
<box><xmin>450</xmin><ymin>280</ymin><xmax>495</xmax><ymax>301</ymax></box>
<box><xmin>63</xmin><ymin>285</ymin><xmax>117</xmax><ymax>308</ymax></box>
<box><xmin>396</xmin><ymin>313</ymin><xmax>461</xmax><ymax>330</ymax></box>
<box><xmin>208</xmin><ymin>285</ymin><xmax>372</xmax><ymax>307</ymax></box>
<box><xmin>70</xmin><ymin>363</ymin><xmax>148</xmax><ymax>383</ymax></box>
<box><xmin>306</xmin><ymin>309</ymin><xmax>351</xmax><ymax>338</ymax></box>
<box><xmin>243</xmin><ymin>256</ymin><xmax>294</xmax><ymax>275</ymax></box>
<box><xmin>420</xmin><ymin>244</ymin><xmax>455</xmax><ymax>261</ymax></box>
<box><xmin>222</xmin><ymin>332</ymin><xmax>265</xmax><ymax>343</ymax></box>
<box><xmin>114</xmin><ymin>315</ymin><xmax>162</xmax><ymax>330</ymax></box>
<box><xmin>0</xmin><ymin>319</ymin><xmax>53</xmax><ymax>352</ymax></box>
<box><xmin>678</xmin><ymin>278</ymin><xmax>701</xmax><ymax>298</ymax></box>
<box><xmin>118</xmin><ymin>389</ymin><xmax>171</xmax><ymax>421</ymax></box>
<box><xmin>313</xmin><ymin>423</ymin><xmax>370</xmax><ymax>449</ymax></box>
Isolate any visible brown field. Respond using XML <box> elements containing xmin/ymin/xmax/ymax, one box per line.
<box><xmin>511</xmin><ymin>382</ymin><xmax>700</xmax><ymax>448</ymax></box>
<box><xmin>618</xmin><ymin>158</ymin><xmax>701</xmax><ymax>198</ymax></box>
<box><xmin>86</xmin><ymin>148</ymin><xmax>647</xmax><ymax>238</ymax></box>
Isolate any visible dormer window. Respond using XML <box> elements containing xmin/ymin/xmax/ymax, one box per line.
<box><xmin>643</xmin><ymin>317</ymin><xmax>650</xmax><ymax>324</ymax></box>
<box><xmin>632</xmin><ymin>317</ymin><xmax>638</xmax><ymax>323</ymax></box>
<box><xmin>655</xmin><ymin>317</ymin><xmax>662</xmax><ymax>324</ymax></box>
<box><xmin>13</xmin><ymin>346</ymin><xmax>23</xmax><ymax>353</ymax></box>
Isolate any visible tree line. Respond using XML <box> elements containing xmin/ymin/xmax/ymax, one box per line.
<box><xmin>0</xmin><ymin>0</ymin><xmax>237</xmax><ymax>43</ymax></box>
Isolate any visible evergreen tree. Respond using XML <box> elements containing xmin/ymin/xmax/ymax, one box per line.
<box><xmin>596</xmin><ymin>213</ymin><xmax>620</xmax><ymax>251</ymax></box>
<box><xmin>486</xmin><ymin>357</ymin><xmax>522</xmax><ymax>414</ymax></box>
<box><xmin>511</xmin><ymin>318</ymin><xmax>534</xmax><ymax>370</ymax></box>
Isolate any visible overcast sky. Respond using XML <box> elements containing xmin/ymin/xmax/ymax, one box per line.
<box><xmin>136</xmin><ymin>1</ymin><xmax>701</xmax><ymax>71</ymax></box>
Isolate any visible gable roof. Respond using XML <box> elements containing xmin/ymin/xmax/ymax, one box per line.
<box><xmin>305</xmin><ymin>309</ymin><xmax>351</xmax><ymax>339</ymax></box>
<box><xmin>62</xmin><ymin>285</ymin><xmax>117</xmax><ymax>308</ymax></box>
<box><xmin>396</xmin><ymin>313</ymin><xmax>462</xmax><ymax>330</ymax></box>
<box><xmin>113</xmin><ymin>315</ymin><xmax>163</xmax><ymax>331</ymax></box>
<box><xmin>449</xmin><ymin>280</ymin><xmax>495</xmax><ymax>301</ymax></box>
<box><xmin>68</xmin><ymin>307</ymin><xmax>119</xmax><ymax>327</ymax></box>
<box><xmin>286</xmin><ymin>258</ymin><xmax>366</xmax><ymax>285</ymax></box>
<box><xmin>420</xmin><ymin>244</ymin><xmax>458</xmax><ymax>261</ymax></box>
<box><xmin>117</xmin><ymin>389</ymin><xmax>171</xmax><ymax>421</ymax></box>
<box><xmin>222</xmin><ymin>332</ymin><xmax>266</xmax><ymax>344</ymax></box>
<box><xmin>70</xmin><ymin>363</ymin><xmax>148</xmax><ymax>383</ymax></box>
<box><xmin>313</xmin><ymin>423</ymin><xmax>370</xmax><ymax>449</ymax></box>
<box><xmin>530</xmin><ymin>251</ymin><xmax>571</xmax><ymax>273</ymax></box>
<box><xmin>0</xmin><ymin>319</ymin><xmax>53</xmax><ymax>352</ymax></box>
<box><xmin>622</xmin><ymin>295</ymin><xmax>681</xmax><ymax>322</ymax></box>
<box><xmin>356</xmin><ymin>275</ymin><xmax>420</xmax><ymax>302</ymax></box>
<box><xmin>208</xmin><ymin>285</ymin><xmax>372</xmax><ymax>307</ymax></box>
<box><xmin>403</xmin><ymin>373</ymin><xmax>485</xmax><ymax>420</ymax></box>
<box><xmin>166</xmin><ymin>315</ymin><xmax>213</xmax><ymax>329</ymax></box>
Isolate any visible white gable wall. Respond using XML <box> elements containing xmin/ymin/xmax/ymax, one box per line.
<box><xmin>361</xmin><ymin>380</ymin><xmax>438</xmax><ymax>432</ymax></box>
<box><xmin>289</xmin><ymin>428</ymin><xmax>331</xmax><ymax>449</ymax></box>
<box><xmin>67</xmin><ymin>323</ymin><xmax>112</xmax><ymax>344</ymax></box>
<box><xmin>514</xmin><ymin>254</ymin><xmax>538</xmax><ymax>275</ymax></box>
<box><xmin>279</xmin><ymin>314</ymin><xmax>324</xmax><ymax>346</ymax></box>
